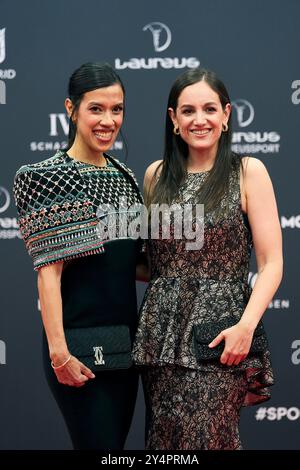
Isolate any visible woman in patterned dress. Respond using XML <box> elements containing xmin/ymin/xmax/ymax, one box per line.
<box><xmin>133</xmin><ymin>68</ymin><xmax>283</xmax><ymax>450</ymax></box>
<box><xmin>14</xmin><ymin>62</ymin><xmax>143</xmax><ymax>449</ymax></box>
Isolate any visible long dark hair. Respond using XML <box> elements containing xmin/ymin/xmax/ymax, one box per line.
<box><xmin>66</xmin><ymin>62</ymin><xmax>125</xmax><ymax>150</ymax></box>
<box><xmin>150</xmin><ymin>68</ymin><xmax>240</xmax><ymax>212</ymax></box>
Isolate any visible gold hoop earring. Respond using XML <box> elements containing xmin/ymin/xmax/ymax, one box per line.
<box><xmin>222</xmin><ymin>123</ymin><xmax>228</xmax><ymax>132</ymax></box>
<box><xmin>173</xmin><ymin>126</ymin><xmax>180</xmax><ymax>135</ymax></box>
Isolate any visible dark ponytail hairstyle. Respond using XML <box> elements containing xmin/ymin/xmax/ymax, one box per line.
<box><xmin>67</xmin><ymin>62</ymin><xmax>125</xmax><ymax>150</ymax></box>
<box><xmin>150</xmin><ymin>68</ymin><xmax>240</xmax><ymax>212</ymax></box>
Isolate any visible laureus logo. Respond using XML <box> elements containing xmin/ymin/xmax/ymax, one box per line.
<box><xmin>143</xmin><ymin>22</ymin><xmax>171</xmax><ymax>52</ymax></box>
<box><xmin>232</xmin><ymin>99</ymin><xmax>255</xmax><ymax>127</ymax></box>
<box><xmin>231</xmin><ymin>98</ymin><xmax>280</xmax><ymax>155</ymax></box>
<box><xmin>0</xmin><ymin>28</ymin><xmax>5</xmax><ymax>64</ymax></box>
<box><xmin>0</xmin><ymin>187</ymin><xmax>10</xmax><ymax>213</ymax></box>
<box><xmin>115</xmin><ymin>21</ymin><xmax>200</xmax><ymax>70</ymax></box>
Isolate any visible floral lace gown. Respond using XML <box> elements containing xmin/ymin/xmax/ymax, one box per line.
<box><xmin>132</xmin><ymin>164</ymin><xmax>274</xmax><ymax>450</ymax></box>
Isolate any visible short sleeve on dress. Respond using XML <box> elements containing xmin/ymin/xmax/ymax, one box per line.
<box><xmin>13</xmin><ymin>166</ymin><xmax>104</xmax><ymax>270</ymax></box>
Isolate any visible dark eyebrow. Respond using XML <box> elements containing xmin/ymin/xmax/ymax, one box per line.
<box><xmin>179</xmin><ymin>101</ymin><xmax>218</xmax><ymax>108</ymax></box>
<box><xmin>87</xmin><ymin>101</ymin><xmax>124</xmax><ymax>106</ymax></box>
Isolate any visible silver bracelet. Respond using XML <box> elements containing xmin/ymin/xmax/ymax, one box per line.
<box><xmin>51</xmin><ymin>354</ymin><xmax>72</xmax><ymax>370</ymax></box>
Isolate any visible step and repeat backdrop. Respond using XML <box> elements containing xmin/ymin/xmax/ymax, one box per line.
<box><xmin>0</xmin><ymin>0</ymin><xmax>299</xmax><ymax>450</ymax></box>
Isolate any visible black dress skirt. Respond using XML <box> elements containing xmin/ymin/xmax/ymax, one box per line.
<box><xmin>42</xmin><ymin>238</ymin><xmax>140</xmax><ymax>450</ymax></box>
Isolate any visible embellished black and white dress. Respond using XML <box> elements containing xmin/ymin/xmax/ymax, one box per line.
<box><xmin>14</xmin><ymin>151</ymin><xmax>143</xmax><ymax>449</ymax></box>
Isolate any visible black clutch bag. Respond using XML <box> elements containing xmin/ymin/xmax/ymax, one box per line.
<box><xmin>64</xmin><ymin>325</ymin><xmax>132</xmax><ymax>372</ymax></box>
<box><xmin>193</xmin><ymin>317</ymin><xmax>268</xmax><ymax>362</ymax></box>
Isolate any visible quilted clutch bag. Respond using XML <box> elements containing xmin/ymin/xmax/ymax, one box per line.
<box><xmin>64</xmin><ymin>325</ymin><xmax>132</xmax><ymax>372</ymax></box>
<box><xmin>193</xmin><ymin>317</ymin><xmax>268</xmax><ymax>362</ymax></box>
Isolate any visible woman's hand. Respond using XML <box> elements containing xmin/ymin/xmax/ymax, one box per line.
<box><xmin>208</xmin><ymin>322</ymin><xmax>255</xmax><ymax>366</ymax></box>
<box><xmin>52</xmin><ymin>355</ymin><xmax>95</xmax><ymax>387</ymax></box>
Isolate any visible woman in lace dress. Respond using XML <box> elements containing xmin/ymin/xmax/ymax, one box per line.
<box><xmin>133</xmin><ymin>68</ymin><xmax>282</xmax><ymax>450</ymax></box>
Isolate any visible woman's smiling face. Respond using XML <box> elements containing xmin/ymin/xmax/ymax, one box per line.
<box><xmin>169</xmin><ymin>80</ymin><xmax>231</xmax><ymax>157</ymax></box>
<box><xmin>66</xmin><ymin>84</ymin><xmax>124</xmax><ymax>158</ymax></box>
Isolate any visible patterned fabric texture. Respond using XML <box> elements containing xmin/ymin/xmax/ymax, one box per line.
<box><xmin>142</xmin><ymin>365</ymin><xmax>248</xmax><ymax>450</ymax></box>
<box><xmin>133</xmin><ymin>161</ymin><xmax>274</xmax><ymax>407</ymax></box>
<box><xmin>13</xmin><ymin>151</ymin><xmax>142</xmax><ymax>270</ymax></box>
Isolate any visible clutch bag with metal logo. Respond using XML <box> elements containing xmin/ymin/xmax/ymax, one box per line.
<box><xmin>64</xmin><ymin>325</ymin><xmax>132</xmax><ymax>372</ymax></box>
<box><xmin>193</xmin><ymin>317</ymin><xmax>268</xmax><ymax>362</ymax></box>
